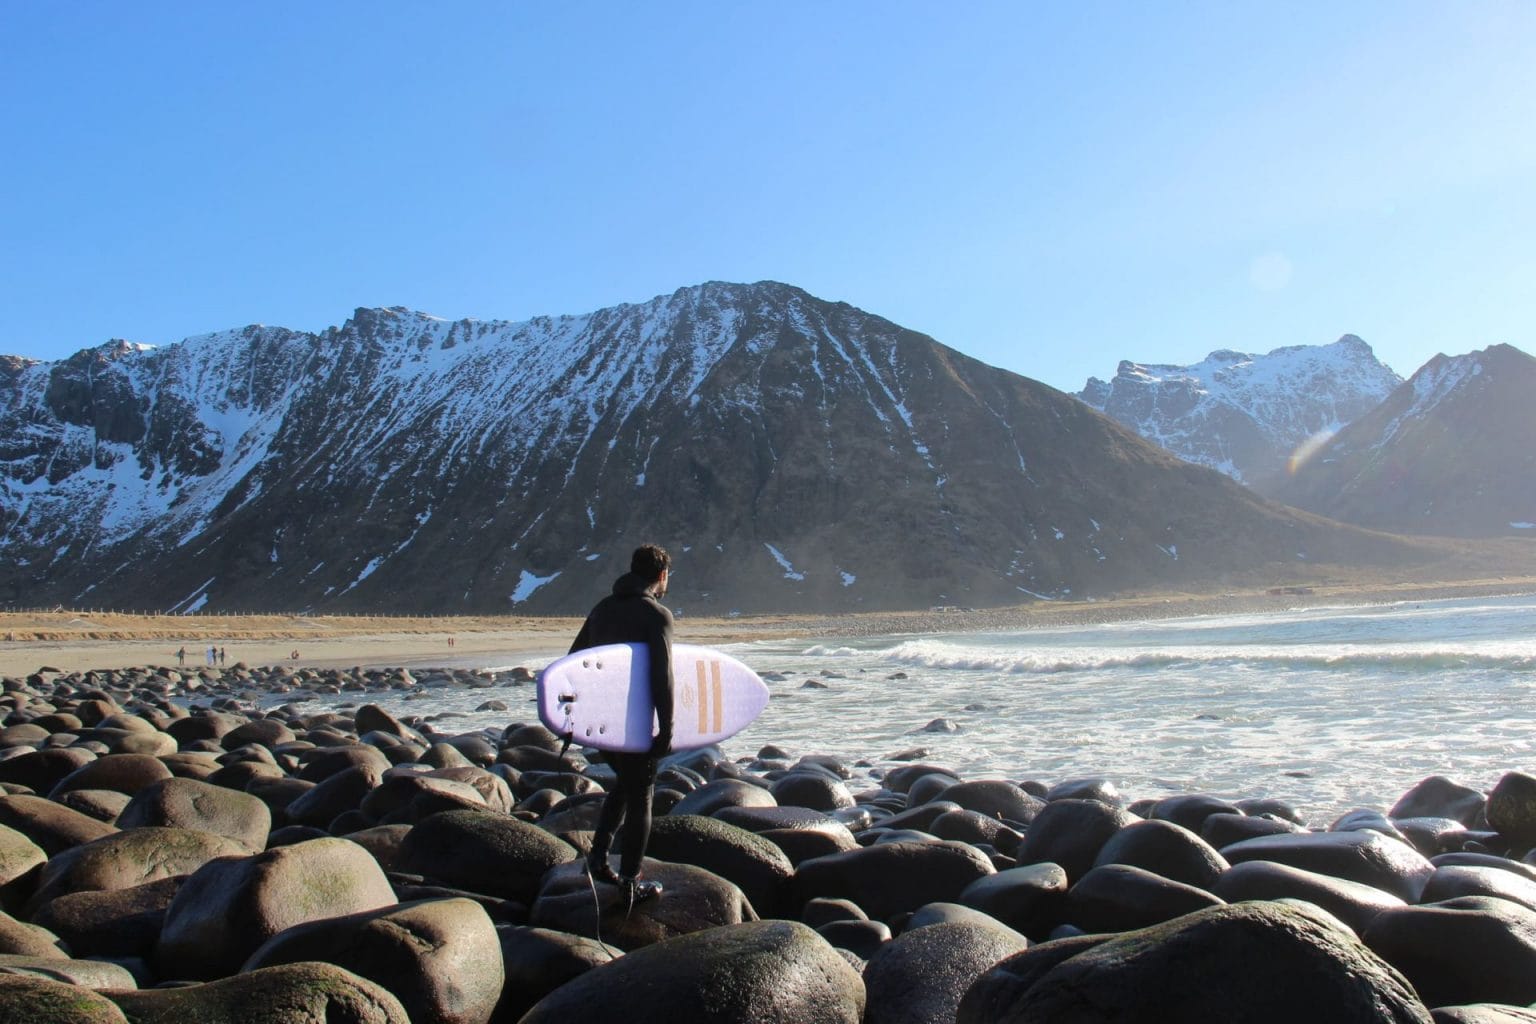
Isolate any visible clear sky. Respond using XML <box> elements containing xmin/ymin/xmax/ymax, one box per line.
<box><xmin>2</xmin><ymin>2</ymin><xmax>1532</xmax><ymax>392</ymax></box>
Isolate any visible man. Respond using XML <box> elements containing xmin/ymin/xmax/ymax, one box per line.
<box><xmin>569</xmin><ymin>543</ymin><xmax>675</xmax><ymax>900</ymax></box>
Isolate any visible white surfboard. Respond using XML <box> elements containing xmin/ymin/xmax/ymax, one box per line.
<box><xmin>538</xmin><ymin>643</ymin><xmax>769</xmax><ymax>753</ymax></box>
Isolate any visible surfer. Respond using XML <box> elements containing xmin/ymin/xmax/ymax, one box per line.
<box><xmin>569</xmin><ymin>543</ymin><xmax>675</xmax><ymax>901</ymax></box>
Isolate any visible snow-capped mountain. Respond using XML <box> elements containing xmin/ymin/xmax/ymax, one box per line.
<box><xmin>1078</xmin><ymin>336</ymin><xmax>1403</xmax><ymax>493</ymax></box>
<box><xmin>0</xmin><ymin>283</ymin><xmax>1418</xmax><ymax>614</ymax></box>
<box><xmin>1274</xmin><ymin>344</ymin><xmax>1536</xmax><ymax>537</ymax></box>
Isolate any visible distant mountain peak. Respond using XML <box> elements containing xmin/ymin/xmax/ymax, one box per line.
<box><xmin>1278</xmin><ymin>341</ymin><xmax>1536</xmax><ymax>537</ymax></box>
<box><xmin>1078</xmin><ymin>337</ymin><xmax>1402</xmax><ymax>490</ymax></box>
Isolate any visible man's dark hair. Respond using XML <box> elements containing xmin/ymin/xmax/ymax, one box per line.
<box><xmin>631</xmin><ymin>544</ymin><xmax>671</xmax><ymax>582</ymax></box>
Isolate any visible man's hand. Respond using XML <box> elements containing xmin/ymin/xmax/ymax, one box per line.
<box><xmin>649</xmin><ymin>731</ymin><xmax>672</xmax><ymax>759</ymax></box>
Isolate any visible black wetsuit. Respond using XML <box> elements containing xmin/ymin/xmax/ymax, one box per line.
<box><xmin>569</xmin><ymin>571</ymin><xmax>675</xmax><ymax>877</ymax></box>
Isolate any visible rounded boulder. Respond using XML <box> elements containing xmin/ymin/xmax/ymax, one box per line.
<box><xmin>157</xmin><ymin>836</ymin><xmax>397</xmax><ymax>979</ymax></box>
<box><xmin>964</xmin><ymin>900</ymin><xmax>1430</xmax><ymax>1023</ymax></box>
<box><xmin>398</xmin><ymin>809</ymin><xmax>574</xmax><ymax>903</ymax></box>
<box><xmin>243</xmin><ymin>897</ymin><xmax>504</xmax><ymax>1024</ymax></box>
<box><xmin>864</xmin><ymin>919</ymin><xmax>1029</xmax><ymax>1024</ymax></box>
<box><xmin>519</xmin><ymin>920</ymin><xmax>865</xmax><ymax>1024</ymax></box>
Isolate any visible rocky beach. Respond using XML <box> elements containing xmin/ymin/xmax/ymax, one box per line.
<box><xmin>2</xmin><ymin>655</ymin><xmax>1536</xmax><ymax>1023</ymax></box>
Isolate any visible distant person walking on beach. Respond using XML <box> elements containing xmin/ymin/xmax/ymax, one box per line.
<box><xmin>206</xmin><ymin>646</ymin><xmax>216</xmax><ymax>667</ymax></box>
<box><xmin>569</xmin><ymin>543</ymin><xmax>675</xmax><ymax>901</ymax></box>
<box><xmin>219</xmin><ymin>647</ymin><xmax>226</xmax><ymax>666</ymax></box>
<box><xmin>176</xmin><ymin>647</ymin><xmax>186</xmax><ymax>667</ymax></box>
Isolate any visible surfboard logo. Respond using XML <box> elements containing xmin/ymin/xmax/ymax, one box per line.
<box><xmin>688</xmin><ymin>660</ymin><xmax>725</xmax><ymax>734</ymax></box>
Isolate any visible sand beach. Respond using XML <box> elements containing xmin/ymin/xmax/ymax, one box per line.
<box><xmin>3</xmin><ymin>575</ymin><xmax>1534</xmax><ymax>679</ymax></box>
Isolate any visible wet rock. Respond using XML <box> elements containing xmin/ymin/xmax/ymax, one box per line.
<box><xmin>770</xmin><ymin>772</ymin><xmax>854</xmax><ymax>812</ymax></box>
<box><xmin>963</xmin><ymin>900</ymin><xmax>1430</xmax><ymax>1023</ymax></box>
<box><xmin>157</xmin><ymin>836</ymin><xmax>397</xmax><ymax>979</ymax></box>
<box><xmin>864</xmin><ymin>918</ymin><xmax>1028</xmax><ymax>1024</ymax></box>
<box><xmin>1421</xmin><ymin>865</ymin><xmax>1536</xmax><ymax>912</ymax></box>
<box><xmin>1395</xmin><ymin>817</ymin><xmax>1471</xmax><ymax>858</ymax></box>
<box><xmin>104</xmin><ymin>960</ymin><xmax>409</xmax><ymax>1023</ymax></box>
<box><xmin>1486</xmin><ymin>773</ymin><xmax>1536</xmax><ymax>848</ymax></box>
<box><xmin>907</xmin><ymin>773</ymin><xmax>959</xmax><ymax>805</ymax></box>
<box><xmin>1149</xmin><ymin>793</ymin><xmax>1242</xmax><ymax>832</ymax></box>
<box><xmin>817</xmin><ymin>918</ymin><xmax>890</xmax><ymax>959</ymax></box>
<box><xmin>958</xmin><ymin>863</ymin><xmax>1070</xmax><ymax>940</ymax></box>
<box><xmin>1043</xmin><ymin>777</ymin><xmax>1125</xmax><ymax>806</ymax></box>
<box><xmin>1391</xmin><ymin>776</ymin><xmax>1487</xmax><ymax>828</ymax></box>
<box><xmin>1221</xmin><ymin>830</ymin><xmax>1436</xmax><ymax>903</ymax></box>
<box><xmin>958</xmin><ymin>934</ymin><xmax>1116</xmax><ymax>1024</ymax></box>
<box><xmin>1363</xmin><ymin>896</ymin><xmax>1536</xmax><ymax>1008</ymax></box>
<box><xmin>942</xmin><ymin>780</ymin><xmax>1046</xmax><ymax>824</ymax></box>
<box><xmin>518</xmin><ymin>920</ymin><xmax>864</xmax><ymax>1024</ymax></box>
<box><xmin>646</xmin><ymin>814</ymin><xmax>796</xmax><ymax>918</ymax></box>
<box><xmin>243</xmin><ymin>897</ymin><xmax>504</xmax><ymax>1024</ymax></box>
<box><xmin>1016</xmin><ymin>799</ymin><xmax>1137</xmax><ymax>883</ymax></box>
<box><xmin>1212</xmin><ymin>859</ymin><xmax>1406</xmax><ymax>935</ymax></box>
<box><xmin>930</xmin><ymin>808</ymin><xmax>1024</xmax><ymax>852</ymax></box>
<box><xmin>1200</xmin><ymin>811</ymin><xmax>1305</xmax><ymax>848</ymax></box>
<box><xmin>1431</xmin><ymin>1006</ymin><xmax>1536</xmax><ymax>1023</ymax></box>
<box><xmin>670</xmin><ymin>778</ymin><xmax>778</xmax><ymax>817</ymax></box>
<box><xmin>883</xmin><ymin>764</ymin><xmax>961</xmax><ymax>795</ymax></box>
<box><xmin>1092</xmin><ymin>818</ymin><xmax>1229</xmax><ymax>890</ymax></box>
<box><xmin>1065</xmin><ymin>863</ymin><xmax>1225</xmax><ymax>933</ymax></box>
<box><xmin>793</xmin><ymin>840</ymin><xmax>996</xmax><ymax>922</ymax></box>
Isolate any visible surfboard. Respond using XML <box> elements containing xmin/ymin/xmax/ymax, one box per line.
<box><xmin>537</xmin><ymin>643</ymin><xmax>769</xmax><ymax>753</ymax></box>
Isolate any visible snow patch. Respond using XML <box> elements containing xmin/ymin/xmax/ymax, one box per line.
<box><xmin>511</xmin><ymin>569</ymin><xmax>561</xmax><ymax>604</ymax></box>
<box><xmin>764</xmin><ymin>543</ymin><xmax>805</xmax><ymax>581</ymax></box>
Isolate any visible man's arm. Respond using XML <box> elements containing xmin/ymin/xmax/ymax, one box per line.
<box><xmin>646</xmin><ymin>608</ymin><xmax>675</xmax><ymax>756</ymax></box>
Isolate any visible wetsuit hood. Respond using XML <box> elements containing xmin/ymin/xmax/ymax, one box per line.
<box><xmin>611</xmin><ymin>571</ymin><xmax>659</xmax><ymax>599</ymax></box>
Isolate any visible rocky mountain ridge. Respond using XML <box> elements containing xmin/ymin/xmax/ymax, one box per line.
<box><xmin>0</xmin><ymin>283</ymin><xmax>1426</xmax><ymax>614</ymax></box>
<box><xmin>1078</xmin><ymin>336</ymin><xmax>1403</xmax><ymax>492</ymax></box>
<box><xmin>1274</xmin><ymin>344</ymin><xmax>1536</xmax><ymax>537</ymax></box>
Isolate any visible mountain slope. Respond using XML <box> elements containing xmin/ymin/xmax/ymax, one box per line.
<box><xmin>1274</xmin><ymin>344</ymin><xmax>1536</xmax><ymax>537</ymax></box>
<box><xmin>0</xmin><ymin>283</ymin><xmax>1425</xmax><ymax>614</ymax></box>
<box><xmin>1078</xmin><ymin>336</ymin><xmax>1402</xmax><ymax>492</ymax></box>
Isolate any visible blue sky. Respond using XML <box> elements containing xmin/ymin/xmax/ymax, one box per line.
<box><xmin>2</xmin><ymin>2</ymin><xmax>1532</xmax><ymax>392</ymax></box>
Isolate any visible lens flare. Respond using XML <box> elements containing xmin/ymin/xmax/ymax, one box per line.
<box><xmin>1287</xmin><ymin>427</ymin><xmax>1338</xmax><ymax>475</ymax></box>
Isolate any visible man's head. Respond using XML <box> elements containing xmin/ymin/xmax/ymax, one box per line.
<box><xmin>631</xmin><ymin>544</ymin><xmax>671</xmax><ymax>588</ymax></box>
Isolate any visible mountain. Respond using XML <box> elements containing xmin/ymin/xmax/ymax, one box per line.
<box><xmin>0</xmin><ymin>283</ymin><xmax>1428</xmax><ymax>615</ymax></box>
<box><xmin>1273</xmin><ymin>344</ymin><xmax>1536</xmax><ymax>538</ymax></box>
<box><xmin>1078</xmin><ymin>337</ymin><xmax>1403</xmax><ymax>493</ymax></box>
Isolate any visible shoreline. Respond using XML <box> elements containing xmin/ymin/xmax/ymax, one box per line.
<box><xmin>1</xmin><ymin>575</ymin><xmax>1533</xmax><ymax>679</ymax></box>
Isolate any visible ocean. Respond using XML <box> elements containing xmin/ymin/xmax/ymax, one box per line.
<box><xmin>377</xmin><ymin>592</ymin><xmax>1536</xmax><ymax>826</ymax></box>
<box><xmin>727</xmin><ymin>592</ymin><xmax>1536</xmax><ymax>823</ymax></box>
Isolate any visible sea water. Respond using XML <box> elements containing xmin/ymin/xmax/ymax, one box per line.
<box><xmin>376</xmin><ymin>592</ymin><xmax>1536</xmax><ymax>824</ymax></box>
